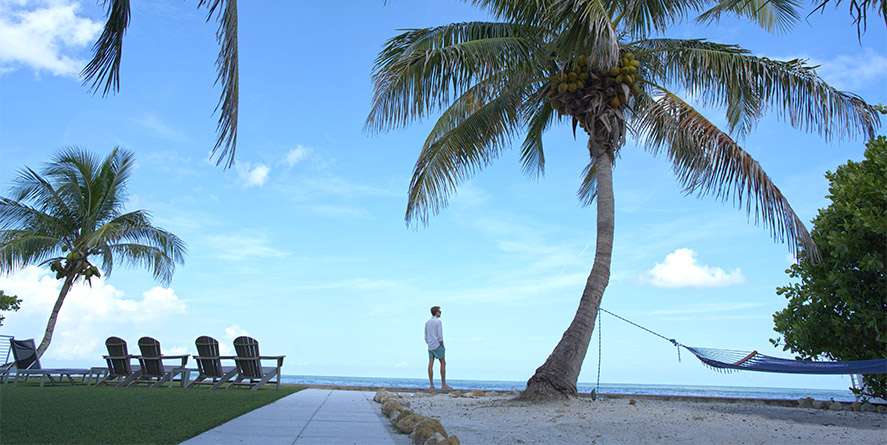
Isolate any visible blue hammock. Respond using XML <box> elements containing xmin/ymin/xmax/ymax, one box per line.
<box><xmin>598</xmin><ymin>308</ymin><xmax>887</xmax><ymax>375</ymax></box>
<box><xmin>683</xmin><ymin>346</ymin><xmax>887</xmax><ymax>375</ymax></box>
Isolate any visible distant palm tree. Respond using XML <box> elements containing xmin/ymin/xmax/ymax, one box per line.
<box><xmin>82</xmin><ymin>0</ymin><xmax>239</xmax><ymax>167</ymax></box>
<box><xmin>366</xmin><ymin>0</ymin><xmax>880</xmax><ymax>400</ymax></box>
<box><xmin>0</xmin><ymin>147</ymin><xmax>186</xmax><ymax>357</ymax></box>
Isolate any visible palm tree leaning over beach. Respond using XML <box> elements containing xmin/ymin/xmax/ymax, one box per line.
<box><xmin>366</xmin><ymin>0</ymin><xmax>880</xmax><ymax>400</ymax></box>
<box><xmin>82</xmin><ymin>0</ymin><xmax>239</xmax><ymax>168</ymax></box>
<box><xmin>0</xmin><ymin>147</ymin><xmax>186</xmax><ymax>358</ymax></box>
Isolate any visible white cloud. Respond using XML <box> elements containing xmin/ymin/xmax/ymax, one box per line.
<box><xmin>640</xmin><ymin>248</ymin><xmax>746</xmax><ymax>288</ymax></box>
<box><xmin>451</xmin><ymin>183</ymin><xmax>490</xmax><ymax>209</ymax></box>
<box><xmin>0</xmin><ymin>266</ymin><xmax>186</xmax><ymax>361</ymax></box>
<box><xmin>235</xmin><ymin>162</ymin><xmax>270</xmax><ymax>188</ymax></box>
<box><xmin>648</xmin><ymin>302</ymin><xmax>766</xmax><ymax>316</ymax></box>
<box><xmin>306</xmin><ymin>204</ymin><xmax>372</xmax><ymax>219</ymax></box>
<box><xmin>224</xmin><ymin>324</ymin><xmax>249</xmax><ymax>340</ymax></box>
<box><xmin>204</xmin><ymin>231</ymin><xmax>289</xmax><ymax>261</ymax></box>
<box><xmin>809</xmin><ymin>49</ymin><xmax>887</xmax><ymax>91</ymax></box>
<box><xmin>134</xmin><ymin>115</ymin><xmax>186</xmax><ymax>140</ymax></box>
<box><xmin>219</xmin><ymin>324</ymin><xmax>249</xmax><ymax>356</ymax></box>
<box><xmin>280</xmin><ymin>145</ymin><xmax>311</xmax><ymax>168</ymax></box>
<box><xmin>0</xmin><ymin>0</ymin><xmax>102</xmax><ymax>76</ymax></box>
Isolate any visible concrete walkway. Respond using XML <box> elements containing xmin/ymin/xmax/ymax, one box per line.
<box><xmin>182</xmin><ymin>389</ymin><xmax>411</xmax><ymax>444</ymax></box>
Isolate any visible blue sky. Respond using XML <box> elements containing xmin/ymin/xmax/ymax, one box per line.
<box><xmin>1</xmin><ymin>1</ymin><xmax>884</xmax><ymax>391</ymax></box>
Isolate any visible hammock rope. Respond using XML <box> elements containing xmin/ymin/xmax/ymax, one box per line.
<box><xmin>599</xmin><ymin>308</ymin><xmax>887</xmax><ymax>375</ymax></box>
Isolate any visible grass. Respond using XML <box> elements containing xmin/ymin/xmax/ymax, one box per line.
<box><xmin>0</xmin><ymin>383</ymin><xmax>303</xmax><ymax>444</ymax></box>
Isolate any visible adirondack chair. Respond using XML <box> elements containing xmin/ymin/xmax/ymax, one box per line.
<box><xmin>132</xmin><ymin>337</ymin><xmax>190</xmax><ymax>388</ymax></box>
<box><xmin>96</xmin><ymin>336</ymin><xmax>142</xmax><ymax>387</ymax></box>
<box><xmin>228</xmin><ymin>336</ymin><xmax>285</xmax><ymax>390</ymax></box>
<box><xmin>186</xmin><ymin>335</ymin><xmax>237</xmax><ymax>389</ymax></box>
<box><xmin>3</xmin><ymin>338</ymin><xmax>92</xmax><ymax>386</ymax></box>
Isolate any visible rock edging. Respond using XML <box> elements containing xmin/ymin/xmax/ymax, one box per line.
<box><xmin>797</xmin><ymin>397</ymin><xmax>886</xmax><ymax>413</ymax></box>
<box><xmin>374</xmin><ymin>389</ymin><xmax>460</xmax><ymax>445</ymax></box>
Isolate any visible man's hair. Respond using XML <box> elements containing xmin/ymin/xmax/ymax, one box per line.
<box><xmin>430</xmin><ymin>306</ymin><xmax>440</xmax><ymax>316</ymax></box>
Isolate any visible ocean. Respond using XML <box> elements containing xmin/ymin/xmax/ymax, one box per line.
<box><xmin>281</xmin><ymin>375</ymin><xmax>861</xmax><ymax>402</ymax></box>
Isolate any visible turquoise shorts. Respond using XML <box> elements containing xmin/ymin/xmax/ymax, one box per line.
<box><xmin>428</xmin><ymin>345</ymin><xmax>445</xmax><ymax>359</ymax></box>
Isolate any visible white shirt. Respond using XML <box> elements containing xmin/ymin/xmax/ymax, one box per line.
<box><xmin>425</xmin><ymin>316</ymin><xmax>443</xmax><ymax>350</ymax></box>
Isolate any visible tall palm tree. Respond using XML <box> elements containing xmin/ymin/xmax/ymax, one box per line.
<box><xmin>82</xmin><ymin>0</ymin><xmax>239</xmax><ymax>167</ymax></box>
<box><xmin>0</xmin><ymin>147</ymin><xmax>186</xmax><ymax>358</ymax></box>
<box><xmin>366</xmin><ymin>0</ymin><xmax>880</xmax><ymax>400</ymax></box>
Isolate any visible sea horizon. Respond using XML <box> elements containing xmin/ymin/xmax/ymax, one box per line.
<box><xmin>281</xmin><ymin>375</ymin><xmax>863</xmax><ymax>402</ymax></box>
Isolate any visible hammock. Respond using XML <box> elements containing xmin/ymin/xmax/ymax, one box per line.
<box><xmin>598</xmin><ymin>308</ymin><xmax>887</xmax><ymax>375</ymax></box>
<box><xmin>683</xmin><ymin>346</ymin><xmax>887</xmax><ymax>375</ymax></box>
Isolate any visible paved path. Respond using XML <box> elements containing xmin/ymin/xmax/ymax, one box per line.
<box><xmin>182</xmin><ymin>389</ymin><xmax>411</xmax><ymax>444</ymax></box>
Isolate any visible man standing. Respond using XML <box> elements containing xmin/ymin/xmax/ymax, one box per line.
<box><xmin>425</xmin><ymin>306</ymin><xmax>452</xmax><ymax>389</ymax></box>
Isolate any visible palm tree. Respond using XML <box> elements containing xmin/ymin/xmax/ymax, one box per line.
<box><xmin>82</xmin><ymin>0</ymin><xmax>239</xmax><ymax>167</ymax></box>
<box><xmin>0</xmin><ymin>147</ymin><xmax>186</xmax><ymax>358</ymax></box>
<box><xmin>366</xmin><ymin>0</ymin><xmax>880</xmax><ymax>400</ymax></box>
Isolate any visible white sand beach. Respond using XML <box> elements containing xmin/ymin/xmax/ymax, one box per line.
<box><xmin>397</xmin><ymin>392</ymin><xmax>885</xmax><ymax>444</ymax></box>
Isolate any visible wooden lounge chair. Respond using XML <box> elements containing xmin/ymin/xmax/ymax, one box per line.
<box><xmin>132</xmin><ymin>337</ymin><xmax>190</xmax><ymax>388</ymax></box>
<box><xmin>96</xmin><ymin>336</ymin><xmax>142</xmax><ymax>387</ymax></box>
<box><xmin>3</xmin><ymin>338</ymin><xmax>92</xmax><ymax>386</ymax></box>
<box><xmin>186</xmin><ymin>335</ymin><xmax>237</xmax><ymax>389</ymax></box>
<box><xmin>227</xmin><ymin>336</ymin><xmax>285</xmax><ymax>390</ymax></box>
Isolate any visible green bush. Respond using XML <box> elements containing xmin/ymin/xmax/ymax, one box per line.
<box><xmin>772</xmin><ymin>136</ymin><xmax>887</xmax><ymax>400</ymax></box>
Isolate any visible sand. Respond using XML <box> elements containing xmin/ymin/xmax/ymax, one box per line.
<box><xmin>397</xmin><ymin>392</ymin><xmax>886</xmax><ymax>444</ymax></box>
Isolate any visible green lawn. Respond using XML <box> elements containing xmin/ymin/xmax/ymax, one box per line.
<box><xmin>0</xmin><ymin>383</ymin><xmax>303</xmax><ymax>444</ymax></box>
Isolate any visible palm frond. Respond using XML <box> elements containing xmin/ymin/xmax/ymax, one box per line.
<box><xmin>635</xmin><ymin>89</ymin><xmax>817</xmax><ymax>258</ymax></box>
<box><xmin>367</xmin><ymin>21</ymin><xmax>547</xmax><ymax>133</ymax></box>
<box><xmin>199</xmin><ymin>0</ymin><xmax>240</xmax><ymax>168</ymax></box>
<box><xmin>469</xmin><ymin>0</ymin><xmax>560</xmax><ymax>23</ymax></box>
<box><xmin>406</xmin><ymin>82</ymin><xmax>534</xmax><ymax>225</ymax></box>
<box><xmin>576</xmin><ymin>157</ymin><xmax>599</xmax><ymax>206</ymax></box>
<box><xmin>0</xmin><ymin>230</ymin><xmax>62</xmax><ymax>272</ymax></box>
<box><xmin>696</xmin><ymin>0</ymin><xmax>803</xmax><ymax>33</ymax></box>
<box><xmin>1</xmin><ymin>146</ymin><xmax>186</xmax><ymax>282</ymax></box>
<box><xmin>641</xmin><ymin>38</ymin><xmax>880</xmax><ymax>140</ymax></box>
<box><xmin>8</xmin><ymin>167</ymin><xmax>80</xmax><ymax>230</ymax></box>
<box><xmin>81</xmin><ymin>0</ymin><xmax>131</xmax><ymax>96</ymax></box>
<box><xmin>614</xmin><ymin>0</ymin><xmax>707</xmax><ymax>36</ymax></box>
<box><xmin>519</xmin><ymin>97</ymin><xmax>558</xmax><ymax>178</ymax></box>
<box><xmin>546</xmin><ymin>0</ymin><xmax>620</xmax><ymax>69</ymax></box>
<box><xmin>0</xmin><ymin>198</ymin><xmax>71</xmax><ymax>240</ymax></box>
<box><xmin>809</xmin><ymin>0</ymin><xmax>886</xmax><ymax>36</ymax></box>
<box><xmin>107</xmin><ymin>243</ymin><xmax>177</xmax><ymax>284</ymax></box>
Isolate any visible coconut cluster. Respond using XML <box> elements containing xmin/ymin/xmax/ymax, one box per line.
<box><xmin>547</xmin><ymin>52</ymin><xmax>643</xmax><ymax>132</ymax></box>
<box><xmin>49</xmin><ymin>250</ymin><xmax>101</xmax><ymax>282</ymax></box>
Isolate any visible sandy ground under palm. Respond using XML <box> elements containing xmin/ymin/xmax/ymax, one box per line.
<box><xmin>402</xmin><ymin>392</ymin><xmax>885</xmax><ymax>444</ymax></box>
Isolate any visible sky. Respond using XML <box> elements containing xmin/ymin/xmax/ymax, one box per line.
<box><xmin>0</xmin><ymin>1</ymin><xmax>885</xmax><ymax>392</ymax></box>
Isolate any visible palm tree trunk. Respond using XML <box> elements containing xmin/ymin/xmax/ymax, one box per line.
<box><xmin>36</xmin><ymin>274</ymin><xmax>76</xmax><ymax>358</ymax></box>
<box><xmin>520</xmin><ymin>137</ymin><xmax>615</xmax><ymax>401</ymax></box>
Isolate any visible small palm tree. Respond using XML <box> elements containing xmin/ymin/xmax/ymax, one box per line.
<box><xmin>367</xmin><ymin>0</ymin><xmax>880</xmax><ymax>400</ymax></box>
<box><xmin>0</xmin><ymin>147</ymin><xmax>186</xmax><ymax>358</ymax></box>
<box><xmin>83</xmin><ymin>0</ymin><xmax>239</xmax><ymax>167</ymax></box>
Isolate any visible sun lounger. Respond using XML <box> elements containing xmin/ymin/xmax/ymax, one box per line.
<box><xmin>227</xmin><ymin>336</ymin><xmax>285</xmax><ymax>390</ymax></box>
<box><xmin>186</xmin><ymin>335</ymin><xmax>237</xmax><ymax>389</ymax></box>
<box><xmin>0</xmin><ymin>334</ymin><xmax>13</xmax><ymax>383</ymax></box>
<box><xmin>3</xmin><ymin>338</ymin><xmax>92</xmax><ymax>387</ymax></box>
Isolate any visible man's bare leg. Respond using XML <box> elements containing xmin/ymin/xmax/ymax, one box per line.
<box><xmin>440</xmin><ymin>358</ymin><xmax>453</xmax><ymax>389</ymax></box>
<box><xmin>428</xmin><ymin>357</ymin><xmax>435</xmax><ymax>388</ymax></box>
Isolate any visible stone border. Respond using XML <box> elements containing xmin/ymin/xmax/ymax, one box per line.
<box><xmin>373</xmin><ymin>389</ymin><xmax>460</xmax><ymax>445</ymax></box>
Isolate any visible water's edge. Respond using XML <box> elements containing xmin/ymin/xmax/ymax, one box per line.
<box><xmin>282</xmin><ymin>375</ymin><xmax>860</xmax><ymax>402</ymax></box>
